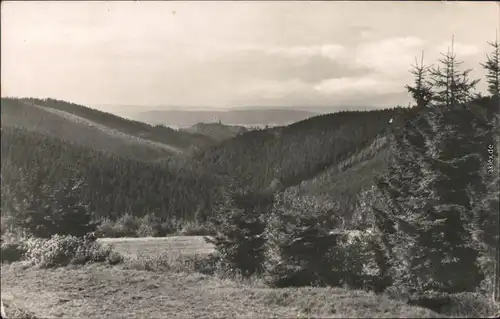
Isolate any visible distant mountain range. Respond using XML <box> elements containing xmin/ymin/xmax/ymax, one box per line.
<box><xmin>92</xmin><ymin>104</ymin><xmax>394</xmax><ymax>127</ymax></box>
<box><xmin>132</xmin><ymin>109</ymin><xmax>319</xmax><ymax>127</ymax></box>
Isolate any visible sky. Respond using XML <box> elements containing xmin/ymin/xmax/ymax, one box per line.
<box><xmin>1</xmin><ymin>1</ymin><xmax>499</xmax><ymax>114</ymax></box>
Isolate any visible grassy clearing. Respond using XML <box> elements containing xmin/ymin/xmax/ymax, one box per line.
<box><xmin>98</xmin><ymin>236</ymin><xmax>214</xmax><ymax>258</ymax></box>
<box><xmin>0</xmin><ymin>236</ymin><xmax>447</xmax><ymax>318</ymax></box>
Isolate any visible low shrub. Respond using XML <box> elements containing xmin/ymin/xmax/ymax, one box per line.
<box><xmin>0</xmin><ymin>215</ymin><xmax>17</xmax><ymax>237</ymax></box>
<box><xmin>95</xmin><ymin>215</ymin><xmax>195</xmax><ymax>238</ymax></box>
<box><xmin>0</xmin><ymin>234</ymin><xmax>27</xmax><ymax>263</ymax></box>
<box><xmin>407</xmin><ymin>291</ymin><xmax>500</xmax><ymax>317</ymax></box>
<box><xmin>106</xmin><ymin>250</ymin><xmax>125</xmax><ymax>265</ymax></box>
<box><xmin>136</xmin><ymin>214</ymin><xmax>163</xmax><ymax>237</ymax></box>
<box><xmin>95</xmin><ymin>218</ymin><xmax>121</xmax><ymax>238</ymax></box>
<box><xmin>23</xmin><ymin>234</ymin><xmax>123</xmax><ymax>268</ymax></box>
<box><xmin>178</xmin><ymin>221</ymin><xmax>216</xmax><ymax>236</ymax></box>
<box><xmin>444</xmin><ymin>292</ymin><xmax>500</xmax><ymax>318</ymax></box>
<box><xmin>95</xmin><ymin>215</ymin><xmax>141</xmax><ymax>238</ymax></box>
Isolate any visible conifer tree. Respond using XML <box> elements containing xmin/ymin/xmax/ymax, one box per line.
<box><xmin>206</xmin><ymin>177</ymin><xmax>271</xmax><ymax>277</ymax></box>
<box><xmin>406</xmin><ymin>51</ymin><xmax>433</xmax><ymax>108</ymax></box>
<box><xmin>13</xmin><ymin>168</ymin><xmax>55</xmax><ymax>238</ymax></box>
<box><xmin>480</xmin><ymin>38</ymin><xmax>500</xmax><ymax>98</ymax></box>
<box><xmin>429</xmin><ymin>36</ymin><xmax>480</xmax><ymax>107</ymax></box>
<box><xmin>51</xmin><ymin>177</ymin><xmax>96</xmax><ymax>237</ymax></box>
<box><xmin>263</xmin><ymin>192</ymin><xmax>347</xmax><ymax>288</ymax></box>
<box><xmin>370</xmin><ymin>46</ymin><xmax>487</xmax><ymax>294</ymax></box>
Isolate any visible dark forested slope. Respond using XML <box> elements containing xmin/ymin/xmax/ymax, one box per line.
<box><xmin>1</xmin><ymin>126</ymin><xmax>221</xmax><ymax>221</ymax></box>
<box><xmin>190</xmin><ymin>108</ymin><xmax>401</xmax><ymax>192</ymax></box>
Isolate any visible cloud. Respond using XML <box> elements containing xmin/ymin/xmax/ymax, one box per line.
<box><xmin>434</xmin><ymin>41</ymin><xmax>481</xmax><ymax>57</ymax></box>
<box><xmin>1</xmin><ymin>2</ymin><xmax>495</xmax><ymax>109</ymax></box>
<box><xmin>353</xmin><ymin>36</ymin><xmax>426</xmax><ymax>75</ymax></box>
<box><xmin>314</xmin><ymin>76</ymin><xmax>402</xmax><ymax>95</ymax></box>
<box><xmin>265</xmin><ymin>44</ymin><xmax>346</xmax><ymax>60</ymax></box>
<box><xmin>235</xmin><ymin>79</ymin><xmax>311</xmax><ymax>99</ymax></box>
<box><xmin>348</xmin><ymin>25</ymin><xmax>373</xmax><ymax>39</ymax></box>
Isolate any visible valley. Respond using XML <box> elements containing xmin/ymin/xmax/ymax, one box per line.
<box><xmin>1</xmin><ymin>2</ymin><xmax>499</xmax><ymax>316</ymax></box>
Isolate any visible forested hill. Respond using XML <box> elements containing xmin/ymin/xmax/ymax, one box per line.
<box><xmin>3</xmin><ymin>98</ymin><xmax>215</xmax><ymax>154</ymax></box>
<box><xmin>189</xmin><ymin>107</ymin><xmax>402</xmax><ymax>193</ymax></box>
<box><xmin>1</xmin><ymin>125</ymin><xmax>222</xmax><ymax>221</ymax></box>
<box><xmin>1</xmin><ymin>98</ymin><xmax>181</xmax><ymax>161</ymax></box>
<box><xmin>181</xmin><ymin>122</ymin><xmax>249</xmax><ymax>142</ymax></box>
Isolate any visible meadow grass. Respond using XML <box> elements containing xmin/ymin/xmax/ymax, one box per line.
<box><xmin>0</xmin><ymin>236</ymin><xmax>470</xmax><ymax>319</ymax></box>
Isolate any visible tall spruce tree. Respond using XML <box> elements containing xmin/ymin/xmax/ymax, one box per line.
<box><xmin>429</xmin><ymin>36</ymin><xmax>480</xmax><ymax>107</ymax></box>
<box><xmin>406</xmin><ymin>51</ymin><xmax>433</xmax><ymax>109</ymax></box>
<box><xmin>371</xmin><ymin>45</ymin><xmax>486</xmax><ymax>295</ymax></box>
<box><xmin>480</xmin><ymin>38</ymin><xmax>500</xmax><ymax>98</ymax></box>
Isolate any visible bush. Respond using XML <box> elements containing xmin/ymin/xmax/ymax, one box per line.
<box><xmin>105</xmin><ymin>250</ymin><xmax>125</xmax><ymax>265</ymax></box>
<box><xmin>136</xmin><ymin>214</ymin><xmax>163</xmax><ymax>237</ymax></box>
<box><xmin>95</xmin><ymin>214</ymin><xmax>186</xmax><ymax>238</ymax></box>
<box><xmin>95</xmin><ymin>214</ymin><xmax>141</xmax><ymax>238</ymax></box>
<box><xmin>24</xmin><ymin>235</ymin><xmax>81</xmax><ymax>267</ymax></box>
<box><xmin>23</xmin><ymin>234</ymin><xmax>123</xmax><ymax>268</ymax></box>
<box><xmin>444</xmin><ymin>292</ymin><xmax>500</xmax><ymax>318</ymax></box>
<box><xmin>407</xmin><ymin>291</ymin><xmax>500</xmax><ymax>317</ymax></box>
<box><xmin>114</xmin><ymin>213</ymin><xmax>140</xmax><ymax>237</ymax></box>
<box><xmin>1</xmin><ymin>234</ymin><xmax>27</xmax><ymax>263</ymax></box>
<box><xmin>0</xmin><ymin>215</ymin><xmax>17</xmax><ymax>237</ymax></box>
<box><xmin>178</xmin><ymin>221</ymin><xmax>216</xmax><ymax>236</ymax></box>
<box><xmin>95</xmin><ymin>218</ymin><xmax>121</xmax><ymax>238</ymax></box>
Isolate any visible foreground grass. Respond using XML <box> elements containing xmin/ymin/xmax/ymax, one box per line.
<box><xmin>0</xmin><ymin>236</ymin><xmax>444</xmax><ymax>318</ymax></box>
<box><xmin>1</xmin><ymin>263</ymin><xmax>442</xmax><ymax>319</ymax></box>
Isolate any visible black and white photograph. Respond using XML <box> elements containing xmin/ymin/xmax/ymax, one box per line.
<box><xmin>1</xmin><ymin>1</ymin><xmax>499</xmax><ymax>318</ymax></box>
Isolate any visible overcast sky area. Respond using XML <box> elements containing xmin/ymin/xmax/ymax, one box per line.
<box><xmin>1</xmin><ymin>1</ymin><xmax>499</xmax><ymax>114</ymax></box>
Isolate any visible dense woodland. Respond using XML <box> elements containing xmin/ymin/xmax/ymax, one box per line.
<box><xmin>191</xmin><ymin>108</ymin><xmax>399</xmax><ymax>189</ymax></box>
<box><xmin>0</xmin><ymin>126</ymin><xmax>221</xmax><ymax>221</ymax></box>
